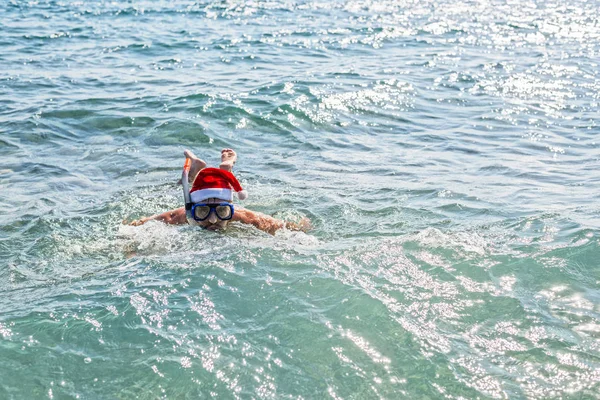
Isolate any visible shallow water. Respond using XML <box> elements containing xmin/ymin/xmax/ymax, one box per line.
<box><xmin>1</xmin><ymin>0</ymin><xmax>599</xmax><ymax>398</ymax></box>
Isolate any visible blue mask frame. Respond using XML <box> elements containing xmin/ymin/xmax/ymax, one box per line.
<box><xmin>190</xmin><ymin>203</ymin><xmax>235</xmax><ymax>221</ymax></box>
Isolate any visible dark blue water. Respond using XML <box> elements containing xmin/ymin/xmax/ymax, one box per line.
<box><xmin>1</xmin><ymin>0</ymin><xmax>599</xmax><ymax>398</ymax></box>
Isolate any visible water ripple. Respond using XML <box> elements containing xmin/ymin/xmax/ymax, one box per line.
<box><xmin>2</xmin><ymin>0</ymin><xmax>600</xmax><ymax>398</ymax></box>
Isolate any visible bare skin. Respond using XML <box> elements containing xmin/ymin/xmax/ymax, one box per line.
<box><xmin>129</xmin><ymin>149</ymin><xmax>310</xmax><ymax>234</ymax></box>
<box><xmin>183</xmin><ymin>149</ymin><xmax>207</xmax><ymax>184</ymax></box>
<box><xmin>219</xmin><ymin>148</ymin><xmax>237</xmax><ymax>172</ymax></box>
<box><xmin>130</xmin><ymin>199</ymin><xmax>310</xmax><ymax>234</ymax></box>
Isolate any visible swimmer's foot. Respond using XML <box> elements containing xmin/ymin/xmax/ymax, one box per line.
<box><xmin>184</xmin><ymin>149</ymin><xmax>207</xmax><ymax>183</ymax></box>
<box><xmin>219</xmin><ymin>148</ymin><xmax>237</xmax><ymax>172</ymax></box>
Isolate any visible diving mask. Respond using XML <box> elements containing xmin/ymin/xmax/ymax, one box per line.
<box><xmin>191</xmin><ymin>203</ymin><xmax>234</xmax><ymax>221</ymax></box>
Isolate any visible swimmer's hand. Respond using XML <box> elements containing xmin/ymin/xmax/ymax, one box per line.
<box><xmin>284</xmin><ymin>217</ymin><xmax>311</xmax><ymax>233</ymax></box>
<box><xmin>121</xmin><ymin>217</ymin><xmax>148</xmax><ymax>226</ymax></box>
<box><xmin>128</xmin><ymin>218</ymin><xmax>148</xmax><ymax>226</ymax></box>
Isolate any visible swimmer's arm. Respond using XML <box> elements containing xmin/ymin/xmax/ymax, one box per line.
<box><xmin>233</xmin><ymin>208</ymin><xmax>311</xmax><ymax>235</ymax></box>
<box><xmin>129</xmin><ymin>207</ymin><xmax>187</xmax><ymax>226</ymax></box>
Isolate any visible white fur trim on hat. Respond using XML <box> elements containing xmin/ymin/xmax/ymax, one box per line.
<box><xmin>237</xmin><ymin>190</ymin><xmax>248</xmax><ymax>200</ymax></box>
<box><xmin>190</xmin><ymin>188</ymin><xmax>233</xmax><ymax>203</ymax></box>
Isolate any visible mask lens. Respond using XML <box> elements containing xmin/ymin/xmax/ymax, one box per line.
<box><xmin>215</xmin><ymin>205</ymin><xmax>232</xmax><ymax>220</ymax></box>
<box><xmin>194</xmin><ymin>205</ymin><xmax>211</xmax><ymax>220</ymax></box>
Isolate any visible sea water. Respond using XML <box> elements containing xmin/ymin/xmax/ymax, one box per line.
<box><xmin>1</xmin><ymin>0</ymin><xmax>599</xmax><ymax>398</ymax></box>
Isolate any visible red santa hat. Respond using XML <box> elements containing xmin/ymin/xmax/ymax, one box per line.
<box><xmin>190</xmin><ymin>168</ymin><xmax>247</xmax><ymax>203</ymax></box>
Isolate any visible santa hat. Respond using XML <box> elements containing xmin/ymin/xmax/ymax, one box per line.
<box><xmin>190</xmin><ymin>168</ymin><xmax>247</xmax><ymax>203</ymax></box>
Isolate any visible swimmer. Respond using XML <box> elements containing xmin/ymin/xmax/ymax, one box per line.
<box><xmin>129</xmin><ymin>149</ymin><xmax>310</xmax><ymax>235</ymax></box>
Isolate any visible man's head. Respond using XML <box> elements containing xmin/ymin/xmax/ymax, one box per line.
<box><xmin>193</xmin><ymin>197</ymin><xmax>234</xmax><ymax>231</ymax></box>
<box><xmin>188</xmin><ymin>167</ymin><xmax>247</xmax><ymax>231</ymax></box>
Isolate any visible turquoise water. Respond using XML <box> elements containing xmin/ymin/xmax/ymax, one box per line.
<box><xmin>1</xmin><ymin>0</ymin><xmax>600</xmax><ymax>398</ymax></box>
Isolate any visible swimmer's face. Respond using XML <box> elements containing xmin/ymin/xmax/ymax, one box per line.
<box><xmin>196</xmin><ymin>198</ymin><xmax>232</xmax><ymax>231</ymax></box>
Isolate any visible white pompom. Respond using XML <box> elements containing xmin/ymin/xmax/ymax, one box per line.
<box><xmin>237</xmin><ymin>190</ymin><xmax>248</xmax><ymax>200</ymax></box>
